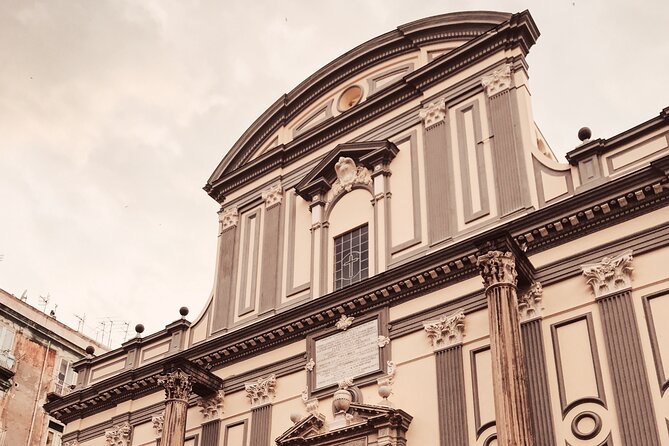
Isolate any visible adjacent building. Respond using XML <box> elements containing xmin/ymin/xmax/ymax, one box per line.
<box><xmin>0</xmin><ymin>288</ymin><xmax>107</xmax><ymax>446</ymax></box>
<box><xmin>45</xmin><ymin>10</ymin><xmax>669</xmax><ymax>446</ymax></box>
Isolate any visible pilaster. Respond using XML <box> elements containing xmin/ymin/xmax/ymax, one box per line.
<box><xmin>246</xmin><ymin>375</ymin><xmax>276</xmax><ymax>446</ymax></box>
<box><xmin>259</xmin><ymin>183</ymin><xmax>283</xmax><ymax>314</ymax></box>
<box><xmin>424</xmin><ymin>311</ymin><xmax>468</xmax><ymax>446</ymax></box>
<box><xmin>477</xmin><ymin>250</ymin><xmax>534</xmax><ymax>446</ymax></box>
<box><xmin>581</xmin><ymin>251</ymin><xmax>660</xmax><ymax>445</ymax></box>
<box><xmin>212</xmin><ymin>206</ymin><xmax>239</xmax><ymax>333</ymax></box>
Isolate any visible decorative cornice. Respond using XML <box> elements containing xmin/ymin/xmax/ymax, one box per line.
<box><xmin>581</xmin><ymin>250</ymin><xmax>633</xmax><ymax>299</ymax></box>
<box><xmin>218</xmin><ymin>207</ymin><xmax>239</xmax><ymax>232</ymax></box>
<box><xmin>518</xmin><ymin>282</ymin><xmax>543</xmax><ymax>321</ymax></box>
<box><xmin>423</xmin><ymin>311</ymin><xmax>466</xmax><ymax>350</ymax></box>
<box><xmin>157</xmin><ymin>369</ymin><xmax>192</xmax><ymax>402</ymax></box>
<box><xmin>245</xmin><ymin>374</ymin><xmax>277</xmax><ymax>407</ymax></box>
<box><xmin>477</xmin><ymin>251</ymin><xmax>518</xmax><ymax>288</ymax></box>
<box><xmin>481</xmin><ymin>63</ymin><xmax>512</xmax><ymax>97</ymax></box>
<box><xmin>198</xmin><ymin>390</ymin><xmax>225</xmax><ymax>419</ymax></box>
<box><xmin>418</xmin><ymin>98</ymin><xmax>447</xmax><ymax>127</ymax></box>
<box><xmin>262</xmin><ymin>183</ymin><xmax>283</xmax><ymax>209</ymax></box>
<box><xmin>335</xmin><ymin>314</ymin><xmax>355</xmax><ymax>330</ymax></box>
<box><xmin>151</xmin><ymin>411</ymin><xmax>164</xmax><ymax>437</ymax></box>
<box><xmin>104</xmin><ymin>422</ymin><xmax>131</xmax><ymax>446</ymax></box>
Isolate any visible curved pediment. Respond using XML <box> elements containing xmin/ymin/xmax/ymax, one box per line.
<box><xmin>204</xmin><ymin>11</ymin><xmax>540</xmax><ymax>203</ymax></box>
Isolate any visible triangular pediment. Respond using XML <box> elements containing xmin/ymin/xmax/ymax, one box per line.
<box><xmin>276</xmin><ymin>403</ymin><xmax>412</xmax><ymax>446</ymax></box>
<box><xmin>295</xmin><ymin>140</ymin><xmax>399</xmax><ymax>201</ymax></box>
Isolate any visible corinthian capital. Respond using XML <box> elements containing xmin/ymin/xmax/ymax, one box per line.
<box><xmin>481</xmin><ymin>64</ymin><xmax>512</xmax><ymax>97</ymax></box>
<box><xmin>245</xmin><ymin>374</ymin><xmax>276</xmax><ymax>407</ymax></box>
<box><xmin>419</xmin><ymin>98</ymin><xmax>447</xmax><ymax>127</ymax></box>
<box><xmin>581</xmin><ymin>250</ymin><xmax>633</xmax><ymax>299</ymax></box>
<box><xmin>104</xmin><ymin>422</ymin><xmax>131</xmax><ymax>446</ymax></box>
<box><xmin>518</xmin><ymin>282</ymin><xmax>543</xmax><ymax>321</ymax></box>
<box><xmin>198</xmin><ymin>390</ymin><xmax>225</xmax><ymax>419</ymax></box>
<box><xmin>262</xmin><ymin>183</ymin><xmax>283</xmax><ymax>209</ymax></box>
<box><xmin>423</xmin><ymin>311</ymin><xmax>466</xmax><ymax>351</ymax></box>
<box><xmin>157</xmin><ymin>369</ymin><xmax>192</xmax><ymax>402</ymax></box>
<box><xmin>477</xmin><ymin>251</ymin><xmax>518</xmax><ymax>288</ymax></box>
<box><xmin>218</xmin><ymin>206</ymin><xmax>239</xmax><ymax>232</ymax></box>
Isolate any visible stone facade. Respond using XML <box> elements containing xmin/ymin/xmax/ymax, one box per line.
<box><xmin>45</xmin><ymin>10</ymin><xmax>669</xmax><ymax>446</ymax></box>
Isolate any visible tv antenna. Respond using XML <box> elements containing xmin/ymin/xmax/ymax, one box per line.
<box><xmin>38</xmin><ymin>293</ymin><xmax>50</xmax><ymax>312</ymax></box>
<box><xmin>74</xmin><ymin>313</ymin><xmax>86</xmax><ymax>332</ymax></box>
<box><xmin>19</xmin><ymin>290</ymin><xmax>28</xmax><ymax>302</ymax></box>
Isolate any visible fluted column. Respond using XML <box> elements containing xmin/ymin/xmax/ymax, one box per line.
<box><xmin>245</xmin><ymin>374</ymin><xmax>276</xmax><ymax>446</ymax></box>
<box><xmin>158</xmin><ymin>369</ymin><xmax>192</xmax><ymax>446</ymax></box>
<box><xmin>478</xmin><ymin>251</ymin><xmax>534</xmax><ymax>446</ymax></box>
<box><xmin>259</xmin><ymin>183</ymin><xmax>283</xmax><ymax>314</ymax></box>
<box><xmin>582</xmin><ymin>251</ymin><xmax>660</xmax><ymax>445</ymax></box>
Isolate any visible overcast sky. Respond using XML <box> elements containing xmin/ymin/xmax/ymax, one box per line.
<box><xmin>1</xmin><ymin>1</ymin><xmax>666</xmax><ymax>347</ymax></box>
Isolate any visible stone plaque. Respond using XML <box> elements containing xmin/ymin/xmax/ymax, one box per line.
<box><xmin>314</xmin><ymin>319</ymin><xmax>380</xmax><ymax>389</ymax></box>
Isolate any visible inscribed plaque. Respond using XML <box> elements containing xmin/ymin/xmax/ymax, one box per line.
<box><xmin>314</xmin><ymin>319</ymin><xmax>380</xmax><ymax>388</ymax></box>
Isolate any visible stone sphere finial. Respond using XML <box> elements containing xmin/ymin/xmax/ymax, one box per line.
<box><xmin>85</xmin><ymin>345</ymin><xmax>95</xmax><ymax>355</ymax></box>
<box><xmin>578</xmin><ymin>127</ymin><xmax>592</xmax><ymax>142</ymax></box>
<box><xmin>179</xmin><ymin>306</ymin><xmax>189</xmax><ymax>317</ymax></box>
<box><xmin>289</xmin><ymin>412</ymin><xmax>302</xmax><ymax>424</ymax></box>
<box><xmin>135</xmin><ymin>324</ymin><xmax>145</xmax><ymax>335</ymax></box>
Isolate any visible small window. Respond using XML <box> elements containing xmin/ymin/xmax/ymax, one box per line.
<box><xmin>54</xmin><ymin>358</ymin><xmax>76</xmax><ymax>395</ymax></box>
<box><xmin>334</xmin><ymin>225</ymin><xmax>369</xmax><ymax>290</ymax></box>
<box><xmin>0</xmin><ymin>326</ymin><xmax>15</xmax><ymax>370</ymax></box>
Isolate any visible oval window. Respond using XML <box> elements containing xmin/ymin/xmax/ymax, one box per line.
<box><xmin>337</xmin><ymin>85</ymin><xmax>363</xmax><ymax>111</ymax></box>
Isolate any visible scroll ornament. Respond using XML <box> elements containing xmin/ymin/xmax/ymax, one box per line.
<box><xmin>477</xmin><ymin>251</ymin><xmax>518</xmax><ymax>288</ymax></box>
<box><xmin>329</xmin><ymin>157</ymin><xmax>372</xmax><ymax>200</ymax></box>
<box><xmin>335</xmin><ymin>314</ymin><xmax>354</xmax><ymax>331</ymax></box>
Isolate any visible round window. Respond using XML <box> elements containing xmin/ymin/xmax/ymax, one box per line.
<box><xmin>337</xmin><ymin>85</ymin><xmax>363</xmax><ymax>111</ymax></box>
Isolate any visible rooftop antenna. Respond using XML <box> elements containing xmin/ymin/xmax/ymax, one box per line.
<box><xmin>38</xmin><ymin>293</ymin><xmax>50</xmax><ymax>312</ymax></box>
<box><xmin>19</xmin><ymin>290</ymin><xmax>28</xmax><ymax>302</ymax></box>
<box><xmin>49</xmin><ymin>304</ymin><xmax>58</xmax><ymax>318</ymax></box>
<box><xmin>74</xmin><ymin>313</ymin><xmax>86</xmax><ymax>332</ymax></box>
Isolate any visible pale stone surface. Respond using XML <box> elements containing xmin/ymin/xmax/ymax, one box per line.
<box><xmin>581</xmin><ymin>250</ymin><xmax>633</xmax><ymax>298</ymax></box>
<box><xmin>482</xmin><ymin>64</ymin><xmax>512</xmax><ymax>96</ymax></box>
<box><xmin>419</xmin><ymin>98</ymin><xmax>447</xmax><ymax>127</ymax></box>
<box><xmin>245</xmin><ymin>374</ymin><xmax>277</xmax><ymax>407</ymax></box>
<box><xmin>423</xmin><ymin>311</ymin><xmax>466</xmax><ymax>350</ymax></box>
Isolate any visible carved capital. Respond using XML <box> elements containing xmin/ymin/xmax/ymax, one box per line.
<box><xmin>335</xmin><ymin>314</ymin><xmax>354</xmax><ymax>330</ymax></box>
<box><xmin>64</xmin><ymin>441</ymin><xmax>80</xmax><ymax>446</ymax></box>
<box><xmin>151</xmin><ymin>411</ymin><xmax>164</xmax><ymax>437</ymax></box>
<box><xmin>419</xmin><ymin>98</ymin><xmax>447</xmax><ymax>127</ymax></box>
<box><xmin>482</xmin><ymin>64</ymin><xmax>512</xmax><ymax>97</ymax></box>
<box><xmin>157</xmin><ymin>369</ymin><xmax>192</xmax><ymax>402</ymax></box>
<box><xmin>329</xmin><ymin>157</ymin><xmax>372</xmax><ymax>201</ymax></box>
<box><xmin>218</xmin><ymin>206</ymin><xmax>239</xmax><ymax>232</ymax></box>
<box><xmin>245</xmin><ymin>374</ymin><xmax>276</xmax><ymax>407</ymax></box>
<box><xmin>198</xmin><ymin>390</ymin><xmax>225</xmax><ymax>419</ymax></box>
<box><xmin>477</xmin><ymin>250</ymin><xmax>518</xmax><ymax>288</ymax></box>
<box><xmin>104</xmin><ymin>422</ymin><xmax>131</xmax><ymax>446</ymax></box>
<box><xmin>423</xmin><ymin>311</ymin><xmax>466</xmax><ymax>350</ymax></box>
<box><xmin>581</xmin><ymin>250</ymin><xmax>633</xmax><ymax>298</ymax></box>
<box><xmin>518</xmin><ymin>282</ymin><xmax>543</xmax><ymax>321</ymax></box>
<box><xmin>301</xmin><ymin>389</ymin><xmax>320</xmax><ymax>416</ymax></box>
<box><xmin>262</xmin><ymin>183</ymin><xmax>283</xmax><ymax>209</ymax></box>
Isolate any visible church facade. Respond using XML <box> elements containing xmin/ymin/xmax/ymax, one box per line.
<box><xmin>46</xmin><ymin>11</ymin><xmax>669</xmax><ymax>446</ymax></box>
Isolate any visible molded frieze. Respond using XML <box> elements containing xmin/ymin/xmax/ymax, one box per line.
<box><xmin>328</xmin><ymin>157</ymin><xmax>372</xmax><ymax>202</ymax></box>
<box><xmin>198</xmin><ymin>390</ymin><xmax>225</xmax><ymax>419</ymax></box>
<box><xmin>518</xmin><ymin>282</ymin><xmax>543</xmax><ymax>321</ymax></box>
<box><xmin>478</xmin><ymin>251</ymin><xmax>518</xmax><ymax>288</ymax></box>
<box><xmin>262</xmin><ymin>183</ymin><xmax>283</xmax><ymax>209</ymax></box>
<box><xmin>419</xmin><ymin>98</ymin><xmax>447</xmax><ymax>127</ymax></box>
<box><xmin>423</xmin><ymin>311</ymin><xmax>466</xmax><ymax>350</ymax></box>
<box><xmin>581</xmin><ymin>250</ymin><xmax>633</xmax><ymax>298</ymax></box>
<box><xmin>151</xmin><ymin>411</ymin><xmax>164</xmax><ymax>436</ymax></box>
<box><xmin>482</xmin><ymin>64</ymin><xmax>512</xmax><ymax>97</ymax></box>
<box><xmin>218</xmin><ymin>206</ymin><xmax>239</xmax><ymax>232</ymax></box>
<box><xmin>157</xmin><ymin>369</ymin><xmax>192</xmax><ymax>402</ymax></box>
<box><xmin>245</xmin><ymin>374</ymin><xmax>277</xmax><ymax>407</ymax></box>
<box><xmin>104</xmin><ymin>422</ymin><xmax>131</xmax><ymax>446</ymax></box>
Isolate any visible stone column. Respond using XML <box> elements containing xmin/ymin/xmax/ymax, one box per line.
<box><xmin>157</xmin><ymin>369</ymin><xmax>193</xmax><ymax>446</ymax></box>
<box><xmin>518</xmin><ymin>283</ymin><xmax>556</xmax><ymax>446</ymax></box>
<box><xmin>582</xmin><ymin>251</ymin><xmax>660</xmax><ymax>445</ymax></box>
<box><xmin>245</xmin><ymin>374</ymin><xmax>276</xmax><ymax>446</ymax></box>
<box><xmin>423</xmin><ymin>311</ymin><xmax>468</xmax><ymax>446</ymax></box>
<box><xmin>198</xmin><ymin>390</ymin><xmax>225</xmax><ymax>446</ymax></box>
<box><xmin>419</xmin><ymin>98</ymin><xmax>456</xmax><ymax>243</ymax></box>
<box><xmin>259</xmin><ymin>183</ymin><xmax>283</xmax><ymax>315</ymax></box>
<box><xmin>477</xmin><ymin>251</ymin><xmax>534</xmax><ymax>446</ymax></box>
